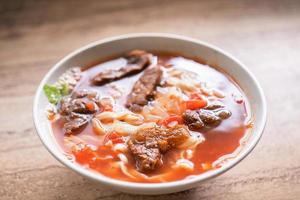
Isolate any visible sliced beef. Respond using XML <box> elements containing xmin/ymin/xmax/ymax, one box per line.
<box><xmin>198</xmin><ymin>109</ymin><xmax>222</xmax><ymax>126</ymax></box>
<box><xmin>126</xmin><ymin>65</ymin><xmax>162</xmax><ymax>112</ymax></box>
<box><xmin>92</xmin><ymin>50</ymin><xmax>152</xmax><ymax>86</ymax></box>
<box><xmin>128</xmin><ymin>142</ymin><xmax>162</xmax><ymax>172</ymax></box>
<box><xmin>60</xmin><ymin>90</ymin><xmax>99</xmax><ymax>115</ymax></box>
<box><xmin>182</xmin><ymin>110</ymin><xmax>204</xmax><ymax>130</ymax></box>
<box><xmin>58</xmin><ymin>89</ymin><xmax>100</xmax><ymax>135</ymax></box>
<box><xmin>205</xmin><ymin>101</ymin><xmax>224</xmax><ymax>110</ymax></box>
<box><xmin>64</xmin><ymin>113</ymin><xmax>92</xmax><ymax>135</ymax></box>
<box><xmin>183</xmin><ymin>104</ymin><xmax>231</xmax><ymax>131</ymax></box>
<box><xmin>72</xmin><ymin>89</ymin><xmax>98</xmax><ymax>99</ymax></box>
<box><xmin>128</xmin><ymin>125</ymin><xmax>190</xmax><ymax>172</ymax></box>
<box><xmin>215</xmin><ymin>109</ymin><xmax>232</xmax><ymax>119</ymax></box>
<box><xmin>163</xmin><ymin>126</ymin><xmax>191</xmax><ymax>150</ymax></box>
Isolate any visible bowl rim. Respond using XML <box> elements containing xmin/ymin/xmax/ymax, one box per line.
<box><xmin>33</xmin><ymin>33</ymin><xmax>267</xmax><ymax>191</ymax></box>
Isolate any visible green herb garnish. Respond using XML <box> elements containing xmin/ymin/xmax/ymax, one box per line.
<box><xmin>60</xmin><ymin>82</ymin><xmax>69</xmax><ymax>96</ymax></box>
<box><xmin>43</xmin><ymin>82</ymin><xmax>69</xmax><ymax>104</ymax></box>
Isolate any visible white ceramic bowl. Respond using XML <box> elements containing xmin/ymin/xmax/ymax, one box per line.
<box><xmin>33</xmin><ymin>33</ymin><xmax>267</xmax><ymax>195</ymax></box>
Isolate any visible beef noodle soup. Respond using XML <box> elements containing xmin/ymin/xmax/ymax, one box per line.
<box><xmin>43</xmin><ymin>50</ymin><xmax>252</xmax><ymax>183</ymax></box>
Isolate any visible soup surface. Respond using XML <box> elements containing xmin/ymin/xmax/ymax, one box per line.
<box><xmin>44</xmin><ymin>50</ymin><xmax>251</xmax><ymax>183</ymax></box>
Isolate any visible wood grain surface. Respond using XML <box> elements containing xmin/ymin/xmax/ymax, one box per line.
<box><xmin>0</xmin><ymin>0</ymin><xmax>300</xmax><ymax>199</ymax></box>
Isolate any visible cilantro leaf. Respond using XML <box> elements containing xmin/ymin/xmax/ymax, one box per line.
<box><xmin>43</xmin><ymin>84</ymin><xmax>62</xmax><ymax>104</ymax></box>
<box><xmin>60</xmin><ymin>82</ymin><xmax>69</xmax><ymax>96</ymax></box>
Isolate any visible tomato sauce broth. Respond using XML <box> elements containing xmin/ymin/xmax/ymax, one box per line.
<box><xmin>51</xmin><ymin>53</ymin><xmax>251</xmax><ymax>183</ymax></box>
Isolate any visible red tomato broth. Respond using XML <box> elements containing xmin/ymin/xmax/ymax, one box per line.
<box><xmin>50</xmin><ymin>53</ymin><xmax>251</xmax><ymax>183</ymax></box>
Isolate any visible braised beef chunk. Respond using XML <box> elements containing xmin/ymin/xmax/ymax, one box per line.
<box><xmin>163</xmin><ymin>126</ymin><xmax>191</xmax><ymax>150</ymax></box>
<box><xmin>60</xmin><ymin>89</ymin><xmax>100</xmax><ymax>115</ymax></box>
<box><xmin>128</xmin><ymin>141</ymin><xmax>162</xmax><ymax>172</ymax></box>
<box><xmin>205</xmin><ymin>101</ymin><xmax>224</xmax><ymax>110</ymax></box>
<box><xmin>72</xmin><ymin>89</ymin><xmax>98</xmax><ymax>99</ymax></box>
<box><xmin>92</xmin><ymin>50</ymin><xmax>152</xmax><ymax>86</ymax></box>
<box><xmin>183</xmin><ymin>106</ymin><xmax>231</xmax><ymax>131</ymax></box>
<box><xmin>198</xmin><ymin>109</ymin><xmax>222</xmax><ymax>126</ymax></box>
<box><xmin>64</xmin><ymin>113</ymin><xmax>92</xmax><ymax>135</ymax></box>
<box><xmin>215</xmin><ymin>109</ymin><xmax>231</xmax><ymax>119</ymax></box>
<box><xmin>126</xmin><ymin>66</ymin><xmax>162</xmax><ymax>112</ymax></box>
<box><xmin>182</xmin><ymin>110</ymin><xmax>204</xmax><ymax>130</ymax></box>
<box><xmin>128</xmin><ymin>125</ymin><xmax>190</xmax><ymax>172</ymax></box>
<box><xmin>58</xmin><ymin>89</ymin><xmax>100</xmax><ymax>134</ymax></box>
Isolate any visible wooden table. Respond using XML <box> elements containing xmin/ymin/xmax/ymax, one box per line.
<box><xmin>1</xmin><ymin>0</ymin><xmax>300</xmax><ymax>199</ymax></box>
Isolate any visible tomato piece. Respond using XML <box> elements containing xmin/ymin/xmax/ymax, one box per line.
<box><xmin>111</xmin><ymin>137</ymin><xmax>124</xmax><ymax>144</ymax></box>
<box><xmin>73</xmin><ymin>146</ymin><xmax>95</xmax><ymax>164</ymax></box>
<box><xmin>236</xmin><ymin>98</ymin><xmax>244</xmax><ymax>104</ymax></box>
<box><xmin>85</xmin><ymin>102</ymin><xmax>95</xmax><ymax>112</ymax></box>
<box><xmin>185</xmin><ymin>99</ymin><xmax>207</xmax><ymax>110</ymax></box>
<box><xmin>103</xmin><ymin>132</ymin><xmax>124</xmax><ymax>145</ymax></box>
<box><xmin>108</xmin><ymin>132</ymin><xmax>119</xmax><ymax>140</ymax></box>
<box><xmin>159</xmin><ymin>115</ymin><xmax>183</xmax><ymax>126</ymax></box>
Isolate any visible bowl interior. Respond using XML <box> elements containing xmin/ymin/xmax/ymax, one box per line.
<box><xmin>34</xmin><ymin>34</ymin><xmax>266</xmax><ymax>194</ymax></box>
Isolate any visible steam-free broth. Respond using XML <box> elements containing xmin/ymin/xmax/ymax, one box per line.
<box><xmin>44</xmin><ymin>50</ymin><xmax>251</xmax><ymax>183</ymax></box>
